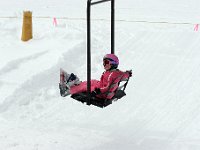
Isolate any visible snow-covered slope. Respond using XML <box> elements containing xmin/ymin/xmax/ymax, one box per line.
<box><xmin>0</xmin><ymin>0</ymin><xmax>200</xmax><ymax>150</ymax></box>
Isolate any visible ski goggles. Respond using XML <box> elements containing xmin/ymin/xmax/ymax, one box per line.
<box><xmin>103</xmin><ymin>58</ymin><xmax>116</xmax><ymax>66</ymax></box>
<box><xmin>103</xmin><ymin>59</ymin><xmax>111</xmax><ymax>66</ymax></box>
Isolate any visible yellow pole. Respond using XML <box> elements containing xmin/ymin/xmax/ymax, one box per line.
<box><xmin>21</xmin><ymin>11</ymin><xmax>33</xmax><ymax>41</ymax></box>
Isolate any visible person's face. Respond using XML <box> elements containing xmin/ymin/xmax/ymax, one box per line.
<box><xmin>103</xmin><ymin>59</ymin><xmax>111</xmax><ymax>71</ymax></box>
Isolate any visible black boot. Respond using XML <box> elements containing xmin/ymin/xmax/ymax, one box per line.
<box><xmin>67</xmin><ymin>73</ymin><xmax>77</xmax><ymax>83</ymax></box>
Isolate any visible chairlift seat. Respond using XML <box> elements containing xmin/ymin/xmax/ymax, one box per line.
<box><xmin>71</xmin><ymin>89</ymin><xmax>126</xmax><ymax>108</ymax></box>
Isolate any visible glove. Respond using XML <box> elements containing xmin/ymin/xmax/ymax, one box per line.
<box><xmin>126</xmin><ymin>70</ymin><xmax>132</xmax><ymax>77</ymax></box>
<box><xmin>91</xmin><ymin>88</ymin><xmax>101</xmax><ymax>97</ymax></box>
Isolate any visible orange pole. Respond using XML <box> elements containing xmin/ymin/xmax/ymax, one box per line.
<box><xmin>21</xmin><ymin>11</ymin><xmax>33</xmax><ymax>41</ymax></box>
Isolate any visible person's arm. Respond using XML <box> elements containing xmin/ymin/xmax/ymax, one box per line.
<box><xmin>99</xmin><ymin>72</ymin><xmax>114</xmax><ymax>94</ymax></box>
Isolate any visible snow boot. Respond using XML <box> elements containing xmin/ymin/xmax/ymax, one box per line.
<box><xmin>59</xmin><ymin>83</ymin><xmax>70</xmax><ymax>97</ymax></box>
<box><xmin>66</xmin><ymin>73</ymin><xmax>81</xmax><ymax>88</ymax></box>
<box><xmin>59</xmin><ymin>68</ymin><xmax>81</xmax><ymax>97</ymax></box>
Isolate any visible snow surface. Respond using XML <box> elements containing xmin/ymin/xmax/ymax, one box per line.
<box><xmin>1</xmin><ymin>0</ymin><xmax>200</xmax><ymax>150</ymax></box>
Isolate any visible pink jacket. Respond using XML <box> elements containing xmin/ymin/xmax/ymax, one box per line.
<box><xmin>70</xmin><ymin>69</ymin><xmax>130</xmax><ymax>99</ymax></box>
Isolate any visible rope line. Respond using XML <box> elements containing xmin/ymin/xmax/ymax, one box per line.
<box><xmin>0</xmin><ymin>16</ymin><xmax>197</xmax><ymax>25</ymax></box>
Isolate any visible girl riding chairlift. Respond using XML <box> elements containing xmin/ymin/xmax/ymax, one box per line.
<box><xmin>59</xmin><ymin>54</ymin><xmax>132</xmax><ymax>100</ymax></box>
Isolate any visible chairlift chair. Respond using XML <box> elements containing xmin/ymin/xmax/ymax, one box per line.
<box><xmin>71</xmin><ymin>77</ymin><xmax>130</xmax><ymax>108</ymax></box>
<box><xmin>70</xmin><ymin>0</ymin><xmax>130</xmax><ymax>107</ymax></box>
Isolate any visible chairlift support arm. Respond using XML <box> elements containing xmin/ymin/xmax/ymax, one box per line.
<box><xmin>91</xmin><ymin>0</ymin><xmax>111</xmax><ymax>5</ymax></box>
<box><xmin>87</xmin><ymin>0</ymin><xmax>115</xmax><ymax>105</ymax></box>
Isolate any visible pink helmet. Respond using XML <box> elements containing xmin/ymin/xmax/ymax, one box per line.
<box><xmin>103</xmin><ymin>54</ymin><xmax>119</xmax><ymax>65</ymax></box>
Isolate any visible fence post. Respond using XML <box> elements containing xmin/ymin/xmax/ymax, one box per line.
<box><xmin>21</xmin><ymin>11</ymin><xmax>33</xmax><ymax>41</ymax></box>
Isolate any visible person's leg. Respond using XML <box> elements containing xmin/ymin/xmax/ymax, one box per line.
<box><xmin>70</xmin><ymin>80</ymin><xmax>100</xmax><ymax>95</ymax></box>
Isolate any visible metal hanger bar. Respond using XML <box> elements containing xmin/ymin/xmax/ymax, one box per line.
<box><xmin>111</xmin><ymin>0</ymin><xmax>115</xmax><ymax>54</ymax></box>
<box><xmin>87</xmin><ymin>0</ymin><xmax>114</xmax><ymax>105</ymax></box>
<box><xmin>91</xmin><ymin>0</ymin><xmax>111</xmax><ymax>5</ymax></box>
<box><xmin>87</xmin><ymin>0</ymin><xmax>91</xmax><ymax>105</ymax></box>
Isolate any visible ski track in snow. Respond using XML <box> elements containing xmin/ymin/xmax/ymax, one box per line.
<box><xmin>0</xmin><ymin>50</ymin><xmax>49</xmax><ymax>76</ymax></box>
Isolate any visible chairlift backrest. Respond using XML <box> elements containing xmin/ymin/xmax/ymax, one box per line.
<box><xmin>97</xmin><ymin>70</ymin><xmax>128</xmax><ymax>100</ymax></box>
